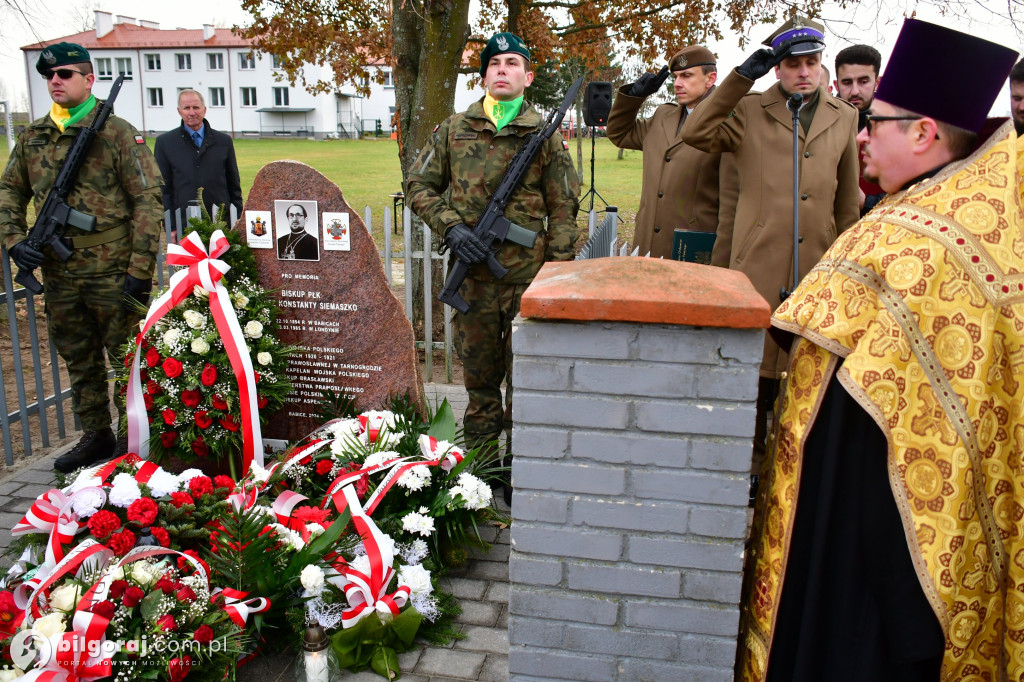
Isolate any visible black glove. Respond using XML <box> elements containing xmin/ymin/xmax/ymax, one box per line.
<box><xmin>9</xmin><ymin>241</ymin><xmax>44</xmax><ymax>270</ymax></box>
<box><xmin>122</xmin><ymin>274</ymin><xmax>153</xmax><ymax>313</ymax></box>
<box><xmin>444</xmin><ymin>223</ymin><xmax>489</xmax><ymax>265</ymax></box>
<box><xmin>736</xmin><ymin>41</ymin><xmax>793</xmax><ymax>80</ymax></box>
<box><xmin>626</xmin><ymin>66</ymin><xmax>671</xmax><ymax>98</ymax></box>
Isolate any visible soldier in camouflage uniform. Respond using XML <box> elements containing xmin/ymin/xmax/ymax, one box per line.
<box><xmin>406</xmin><ymin>32</ymin><xmax>580</xmax><ymax>503</ymax></box>
<box><xmin>0</xmin><ymin>43</ymin><xmax>164</xmax><ymax>472</ymax></box>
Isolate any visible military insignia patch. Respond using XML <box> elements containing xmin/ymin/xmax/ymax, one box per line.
<box><xmin>454</xmin><ymin>132</ymin><xmax>479</xmax><ymax>140</ymax></box>
<box><xmin>496</xmin><ymin>35</ymin><xmax>509</xmax><ymax>51</ymax></box>
<box><xmin>42</xmin><ymin>50</ymin><xmax>56</xmax><ymax>65</ymax></box>
<box><xmin>134</xmin><ymin>135</ymin><xmax>145</xmax><ymax>144</ymax></box>
<box><xmin>433</xmin><ymin>124</ymin><xmax>440</xmax><ymax>132</ymax></box>
<box><xmin>562</xmin><ymin>140</ymin><xmax>569</xmax><ymax>150</ymax></box>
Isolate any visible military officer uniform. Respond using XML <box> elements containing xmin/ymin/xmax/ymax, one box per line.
<box><xmin>406</xmin><ymin>33</ymin><xmax>580</xmax><ymax>477</ymax></box>
<box><xmin>0</xmin><ymin>43</ymin><xmax>164</xmax><ymax>472</ymax></box>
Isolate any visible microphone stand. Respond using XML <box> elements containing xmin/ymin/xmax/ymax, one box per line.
<box><xmin>780</xmin><ymin>92</ymin><xmax>803</xmax><ymax>301</ymax></box>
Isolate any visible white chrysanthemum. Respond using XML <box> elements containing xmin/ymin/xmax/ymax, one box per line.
<box><xmin>31</xmin><ymin>612</ymin><xmax>66</xmax><ymax>640</ymax></box>
<box><xmin>252</xmin><ymin>505</ymin><xmax>274</xmax><ymax>518</ymax></box>
<box><xmin>178</xmin><ymin>468</ymin><xmax>204</xmax><ymax>482</ymax></box>
<box><xmin>183</xmin><ymin>310</ymin><xmax>206</xmax><ymax>329</ymax></box>
<box><xmin>397</xmin><ymin>563</ymin><xmax>433</xmax><ymax>597</ymax></box>
<box><xmin>244</xmin><ymin>321</ymin><xmax>263</xmax><ymax>339</ymax></box>
<box><xmin>401</xmin><ymin>512</ymin><xmax>435</xmax><ymax>537</ymax></box>
<box><xmin>162</xmin><ymin>328</ymin><xmax>181</xmax><ymax>346</ymax></box>
<box><xmin>69</xmin><ymin>487</ymin><xmax>106</xmax><ymax>518</ymax></box>
<box><xmin>424</xmin><ymin>439</ymin><xmax>453</xmax><ymax>461</ymax></box>
<box><xmin>300</xmin><ymin>565</ymin><xmax>325</xmax><ymax>594</ymax></box>
<box><xmin>270</xmin><ymin>523</ymin><xmax>304</xmax><ymax>550</ymax></box>
<box><xmin>146</xmin><ymin>469</ymin><xmax>181</xmax><ymax>498</ymax></box>
<box><xmin>234</xmin><ymin>293</ymin><xmax>249</xmax><ymax>309</ymax></box>
<box><xmin>363</xmin><ymin>450</ymin><xmax>400</xmax><ymax>470</ymax></box>
<box><xmin>249</xmin><ymin>462</ymin><xmax>271</xmax><ymax>483</ymax></box>
<box><xmin>397</xmin><ymin>466</ymin><xmax>431</xmax><ymax>492</ymax></box>
<box><xmin>190</xmin><ymin>338</ymin><xmax>210</xmax><ymax>354</ymax></box>
<box><xmin>48</xmin><ymin>583</ymin><xmax>82</xmax><ymax>612</ymax></box>
<box><xmin>406</xmin><ymin>539</ymin><xmax>429</xmax><ymax>564</ymax></box>
<box><xmin>108</xmin><ymin>474</ymin><xmax>141</xmax><ymax>507</ymax></box>
<box><xmin>257</xmin><ymin>352</ymin><xmax>272</xmax><ymax>366</ymax></box>
<box><xmin>450</xmin><ymin>472</ymin><xmax>492</xmax><ymax>510</ymax></box>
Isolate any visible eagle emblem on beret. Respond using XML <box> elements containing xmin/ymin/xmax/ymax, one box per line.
<box><xmin>496</xmin><ymin>35</ymin><xmax>509</xmax><ymax>51</ymax></box>
<box><xmin>42</xmin><ymin>50</ymin><xmax>56</xmax><ymax>65</ymax></box>
<box><xmin>678</xmin><ymin>55</ymin><xmax>688</xmax><ymax>67</ymax></box>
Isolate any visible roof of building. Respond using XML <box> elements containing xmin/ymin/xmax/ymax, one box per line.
<box><xmin>21</xmin><ymin>24</ymin><xmax>252</xmax><ymax>51</ymax></box>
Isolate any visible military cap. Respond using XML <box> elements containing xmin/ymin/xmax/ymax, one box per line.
<box><xmin>763</xmin><ymin>15</ymin><xmax>825</xmax><ymax>56</ymax></box>
<box><xmin>479</xmin><ymin>32</ymin><xmax>531</xmax><ymax>77</ymax></box>
<box><xmin>669</xmin><ymin>46</ymin><xmax>716</xmax><ymax>73</ymax></box>
<box><xmin>874</xmin><ymin>19</ymin><xmax>1018</xmax><ymax>133</ymax></box>
<box><xmin>36</xmin><ymin>42</ymin><xmax>92</xmax><ymax>75</ymax></box>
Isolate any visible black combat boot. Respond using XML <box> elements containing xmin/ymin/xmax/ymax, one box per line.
<box><xmin>113</xmin><ymin>434</ymin><xmax>129</xmax><ymax>458</ymax></box>
<box><xmin>53</xmin><ymin>428</ymin><xmax>116</xmax><ymax>473</ymax></box>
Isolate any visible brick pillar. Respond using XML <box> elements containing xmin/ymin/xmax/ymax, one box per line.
<box><xmin>508</xmin><ymin>258</ymin><xmax>770</xmax><ymax>682</ymax></box>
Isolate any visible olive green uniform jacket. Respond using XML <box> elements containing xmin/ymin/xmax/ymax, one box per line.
<box><xmin>682</xmin><ymin>70</ymin><xmax>860</xmax><ymax>378</ymax></box>
<box><xmin>607</xmin><ymin>86</ymin><xmax>721</xmax><ymax>258</ymax></box>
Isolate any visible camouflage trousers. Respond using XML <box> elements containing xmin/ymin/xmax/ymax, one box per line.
<box><xmin>44</xmin><ymin>270</ymin><xmax>139</xmax><ymax>431</ymax></box>
<box><xmin>454</xmin><ymin>277</ymin><xmax>530</xmax><ymax>459</ymax></box>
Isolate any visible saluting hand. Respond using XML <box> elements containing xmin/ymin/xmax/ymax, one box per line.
<box><xmin>736</xmin><ymin>40</ymin><xmax>794</xmax><ymax>80</ymax></box>
<box><xmin>626</xmin><ymin>66</ymin><xmax>671</xmax><ymax>98</ymax></box>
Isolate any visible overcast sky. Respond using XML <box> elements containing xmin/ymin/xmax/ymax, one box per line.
<box><xmin>1</xmin><ymin>1</ymin><xmax>1020</xmax><ymax>117</ymax></box>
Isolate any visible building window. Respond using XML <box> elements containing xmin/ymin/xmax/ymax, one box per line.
<box><xmin>240</xmin><ymin>52</ymin><xmax>255</xmax><ymax>70</ymax></box>
<box><xmin>115</xmin><ymin>57</ymin><xmax>133</xmax><ymax>80</ymax></box>
<box><xmin>96</xmin><ymin>58</ymin><xmax>112</xmax><ymax>81</ymax></box>
<box><xmin>272</xmin><ymin>54</ymin><xmax>284</xmax><ymax>69</ymax></box>
<box><xmin>383</xmin><ymin>70</ymin><xmax>393</xmax><ymax>88</ymax></box>
<box><xmin>176</xmin><ymin>53</ymin><xmax>191</xmax><ymax>71</ymax></box>
<box><xmin>207</xmin><ymin>53</ymin><xmax>223</xmax><ymax>71</ymax></box>
<box><xmin>240</xmin><ymin>87</ymin><xmax>257</xmax><ymax>107</ymax></box>
<box><xmin>209</xmin><ymin>87</ymin><xmax>225</xmax><ymax>107</ymax></box>
<box><xmin>145</xmin><ymin>54</ymin><xmax>161</xmax><ymax>71</ymax></box>
<box><xmin>273</xmin><ymin>87</ymin><xmax>289</xmax><ymax>106</ymax></box>
<box><xmin>147</xmin><ymin>88</ymin><xmax>163</xmax><ymax>107</ymax></box>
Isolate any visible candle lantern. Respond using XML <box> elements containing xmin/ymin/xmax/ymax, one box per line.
<box><xmin>295</xmin><ymin>620</ymin><xmax>338</xmax><ymax>682</ymax></box>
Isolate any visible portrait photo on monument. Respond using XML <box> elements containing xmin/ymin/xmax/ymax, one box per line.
<box><xmin>275</xmin><ymin>200</ymin><xmax>320</xmax><ymax>261</ymax></box>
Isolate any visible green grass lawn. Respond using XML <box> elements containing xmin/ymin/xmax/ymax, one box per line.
<box><xmin>0</xmin><ymin>135</ymin><xmax>644</xmax><ymax>246</ymax></box>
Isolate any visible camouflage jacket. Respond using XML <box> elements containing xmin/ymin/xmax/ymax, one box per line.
<box><xmin>406</xmin><ymin>98</ymin><xmax>580</xmax><ymax>282</ymax></box>
<box><xmin>0</xmin><ymin>104</ymin><xmax>164</xmax><ymax>280</ymax></box>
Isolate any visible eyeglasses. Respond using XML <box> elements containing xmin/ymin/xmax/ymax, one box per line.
<box><xmin>43</xmin><ymin>68</ymin><xmax>84</xmax><ymax>81</ymax></box>
<box><xmin>863</xmin><ymin>113</ymin><xmax>940</xmax><ymax>139</ymax></box>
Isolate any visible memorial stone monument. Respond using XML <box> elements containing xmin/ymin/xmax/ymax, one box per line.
<box><xmin>243</xmin><ymin>161</ymin><xmax>423</xmax><ymax>445</ymax></box>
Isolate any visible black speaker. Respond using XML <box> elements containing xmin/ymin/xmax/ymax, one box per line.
<box><xmin>583</xmin><ymin>81</ymin><xmax>613</xmax><ymax>126</ymax></box>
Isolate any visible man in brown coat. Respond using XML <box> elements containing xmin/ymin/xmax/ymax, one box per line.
<box><xmin>683</xmin><ymin>15</ymin><xmax>859</xmax><ymax>488</ymax></box>
<box><xmin>607</xmin><ymin>46</ymin><xmax>721</xmax><ymax>258</ymax></box>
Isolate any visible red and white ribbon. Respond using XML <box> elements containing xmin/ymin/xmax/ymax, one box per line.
<box><xmin>211</xmin><ymin>587</ymin><xmax>271</xmax><ymax>628</ymax></box>
<box><xmin>126</xmin><ymin>230</ymin><xmax>263</xmax><ymax>470</ymax></box>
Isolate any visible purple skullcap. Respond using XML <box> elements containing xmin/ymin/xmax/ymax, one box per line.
<box><xmin>874</xmin><ymin>19</ymin><xmax>1018</xmax><ymax>132</ymax></box>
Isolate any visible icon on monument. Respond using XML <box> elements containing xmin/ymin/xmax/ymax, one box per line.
<box><xmin>275</xmin><ymin>200</ymin><xmax>320</xmax><ymax>261</ymax></box>
<box><xmin>323</xmin><ymin>212</ymin><xmax>350</xmax><ymax>251</ymax></box>
<box><xmin>245</xmin><ymin>210</ymin><xmax>273</xmax><ymax>249</ymax></box>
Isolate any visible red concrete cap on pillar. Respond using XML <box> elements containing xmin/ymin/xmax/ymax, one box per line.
<box><xmin>520</xmin><ymin>258</ymin><xmax>771</xmax><ymax>328</ymax></box>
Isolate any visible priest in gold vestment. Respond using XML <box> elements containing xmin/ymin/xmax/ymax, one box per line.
<box><xmin>738</xmin><ymin>20</ymin><xmax>1022</xmax><ymax>682</ymax></box>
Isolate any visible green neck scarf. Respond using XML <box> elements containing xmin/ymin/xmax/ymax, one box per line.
<box><xmin>49</xmin><ymin>95</ymin><xmax>98</xmax><ymax>133</ymax></box>
<box><xmin>483</xmin><ymin>92</ymin><xmax>524</xmax><ymax>131</ymax></box>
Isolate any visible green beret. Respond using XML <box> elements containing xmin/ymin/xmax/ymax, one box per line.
<box><xmin>479</xmin><ymin>32</ymin><xmax>531</xmax><ymax>77</ymax></box>
<box><xmin>36</xmin><ymin>42</ymin><xmax>92</xmax><ymax>75</ymax></box>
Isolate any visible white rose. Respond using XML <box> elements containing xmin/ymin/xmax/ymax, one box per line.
<box><xmin>192</xmin><ymin>285</ymin><xmax>210</xmax><ymax>299</ymax></box>
<box><xmin>190</xmin><ymin>338</ymin><xmax>210</xmax><ymax>354</ymax></box>
<box><xmin>184</xmin><ymin>311</ymin><xmax>207</xmax><ymax>329</ymax></box>
<box><xmin>49</xmin><ymin>583</ymin><xmax>83</xmax><ymax>612</ymax></box>
<box><xmin>300</xmin><ymin>565</ymin><xmax>325</xmax><ymax>593</ymax></box>
<box><xmin>244</xmin><ymin>321</ymin><xmax>263</xmax><ymax>339</ymax></box>
<box><xmin>162</xmin><ymin>328</ymin><xmax>181</xmax><ymax>346</ymax></box>
<box><xmin>397</xmin><ymin>564</ymin><xmax>433</xmax><ymax>597</ymax></box>
<box><xmin>257</xmin><ymin>352</ymin><xmax>272</xmax><ymax>366</ymax></box>
<box><xmin>31</xmin><ymin>612</ymin><xmax>66</xmax><ymax>640</ymax></box>
<box><xmin>0</xmin><ymin>668</ymin><xmax>22</xmax><ymax>682</ymax></box>
<box><xmin>130</xmin><ymin>562</ymin><xmax>158</xmax><ymax>587</ymax></box>
<box><xmin>234</xmin><ymin>293</ymin><xmax>249</xmax><ymax>309</ymax></box>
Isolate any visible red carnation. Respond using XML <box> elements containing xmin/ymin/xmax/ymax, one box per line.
<box><xmin>200</xmin><ymin>364</ymin><xmax>217</xmax><ymax>387</ymax></box>
<box><xmin>180</xmin><ymin>389</ymin><xmax>201</xmax><ymax>408</ymax></box>
<box><xmin>143</xmin><ymin>394</ymin><xmax>155</xmax><ymax>411</ymax></box>
<box><xmin>219</xmin><ymin>416</ymin><xmax>239</xmax><ymax>432</ymax></box>
<box><xmin>122</xmin><ymin>586</ymin><xmax>145</xmax><ymax>608</ymax></box>
<box><xmin>191</xmin><ymin>438</ymin><xmax>209</xmax><ymax>458</ymax></box>
<box><xmin>157</xmin><ymin>614</ymin><xmax>177</xmax><ymax>632</ymax></box>
<box><xmin>108</xmin><ymin>580</ymin><xmax>129</xmax><ymax>600</ymax></box>
<box><xmin>123</xmin><ymin>452</ymin><xmax>141</xmax><ymax>465</ymax></box>
<box><xmin>356</xmin><ymin>473</ymin><xmax>369</xmax><ymax>499</ymax></box>
<box><xmin>192</xmin><ymin>625</ymin><xmax>214</xmax><ymax>644</ymax></box>
<box><xmin>168</xmin><ymin>656</ymin><xmax>192</xmax><ymax>682</ymax></box>
<box><xmin>87</xmin><ymin>510</ymin><xmax>121</xmax><ymax>541</ymax></box>
<box><xmin>161</xmin><ymin>409</ymin><xmax>177</xmax><ymax>425</ymax></box>
<box><xmin>162</xmin><ymin>357</ymin><xmax>183</xmax><ymax>378</ymax></box>
<box><xmin>160</xmin><ymin>431</ymin><xmax>178</xmax><ymax>448</ymax></box>
<box><xmin>150</xmin><ymin>527</ymin><xmax>170</xmax><ymax>547</ymax></box>
<box><xmin>126</xmin><ymin>497</ymin><xmax>159</xmax><ymax>527</ymax></box>
<box><xmin>257</xmin><ymin>395</ymin><xmax>269</xmax><ymax>409</ymax></box>
<box><xmin>213</xmin><ymin>475</ymin><xmax>234</xmax><ymax>489</ymax></box>
<box><xmin>107</xmin><ymin>529</ymin><xmax>136</xmax><ymax>556</ymax></box>
<box><xmin>316</xmin><ymin>460</ymin><xmax>333</xmax><ymax>476</ymax></box>
<box><xmin>188</xmin><ymin>476</ymin><xmax>213</xmax><ymax>498</ymax></box>
<box><xmin>299</xmin><ymin>455</ymin><xmax>312</xmax><ymax>465</ymax></box>
<box><xmin>170</xmin><ymin>492</ymin><xmax>195</xmax><ymax>509</ymax></box>
<box><xmin>211</xmin><ymin>394</ymin><xmax>228</xmax><ymax>411</ymax></box>
<box><xmin>146</xmin><ymin>348</ymin><xmax>161</xmax><ymax>367</ymax></box>
<box><xmin>90</xmin><ymin>600</ymin><xmax>116</xmax><ymax>620</ymax></box>
<box><xmin>194</xmin><ymin>411</ymin><xmax>212</xmax><ymax>429</ymax></box>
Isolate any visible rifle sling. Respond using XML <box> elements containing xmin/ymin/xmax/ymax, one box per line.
<box><xmin>67</xmin><ymin>222</ymin><xmax>128</xmax><ymax>248</ymax></box>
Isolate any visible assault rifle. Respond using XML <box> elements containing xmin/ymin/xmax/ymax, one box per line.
<box><xmin>438</xmin><ymin>75</ymin><xmax>584</xmax><ymax>314</ymax></box>
<box><xmin>14</xmin><ymin>73</ymin><xmax>126</xmax><ymax>295</ymax></box>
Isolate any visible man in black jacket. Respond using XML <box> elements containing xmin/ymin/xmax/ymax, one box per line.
<box><xmin>154</xmin><ymin>89</ymin><xmax>243</xmax><ymax>227</ymax></box>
